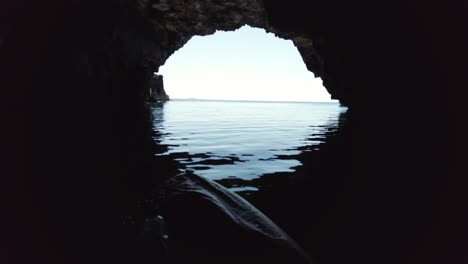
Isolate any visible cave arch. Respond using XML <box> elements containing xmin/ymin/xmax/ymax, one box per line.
<box><xmin>137</xmin><ymin>0</ymin><xmax>339</xmax><ymax>104</ymax></box>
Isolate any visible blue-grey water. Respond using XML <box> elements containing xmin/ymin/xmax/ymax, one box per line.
<box><xmin>151</xmin><ymin>99</ymin><xmax>347</xmax><ymax>192</ymax></box>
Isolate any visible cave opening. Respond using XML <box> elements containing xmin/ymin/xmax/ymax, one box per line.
<box><xmin>158</xmin><ymin>25</ymin><xmax>334</xmax><ymax>102</ymax></box>
<box><xmin>150</xmin><ymin>25</ymin><xmax>346</xmax><ymax>195</ymax></box>
<box><xmin>149</xmin><ymin>25</ymin><xmax>350</xmax><ymax>263</ymax></box>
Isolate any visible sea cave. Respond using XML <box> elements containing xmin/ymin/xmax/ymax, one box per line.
<box><xmin>2</xmin><ymin>0</ymin><xmax>467</xmax><ymax>264</ymax></box>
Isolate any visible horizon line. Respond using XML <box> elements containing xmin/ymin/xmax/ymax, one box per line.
<box><xmin>170</xmin><ymin>98</ymin><xmax>340</xmax><ymax>104</ymax></box>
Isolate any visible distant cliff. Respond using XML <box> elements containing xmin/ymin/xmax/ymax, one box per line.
<box><xmin>148</xmin><ymin>74</ymin><xmax>169</xmax><ymax>102</ymax></box>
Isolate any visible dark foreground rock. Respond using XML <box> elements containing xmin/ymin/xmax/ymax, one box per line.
<box><xmin>161</xmin><ymin>171</ymin><xmax>312</xmax><ymax>264</ymax></box>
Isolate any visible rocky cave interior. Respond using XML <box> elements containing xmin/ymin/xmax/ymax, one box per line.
<box><xmin>2</xmin><ymin>0</ymin><xmax>467</xmax><ymax>264</ymax></box>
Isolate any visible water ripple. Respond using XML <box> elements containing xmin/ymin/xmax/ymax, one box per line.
<box><xmin>152</xmin><ymin>100</ymin><xmax>347</xmax><ymax>191</ymax></box>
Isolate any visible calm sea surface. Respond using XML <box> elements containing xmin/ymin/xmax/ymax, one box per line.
<box><xmin>151</xmin><ymin>99</ymin><xmax>347</xmax><ymax>192</ymax></box>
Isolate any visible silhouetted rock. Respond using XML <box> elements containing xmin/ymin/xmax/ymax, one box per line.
<box><xmin>147</xmin><ymin>74</ymin><xmax>169</xmax><ymax>102</ymax></box>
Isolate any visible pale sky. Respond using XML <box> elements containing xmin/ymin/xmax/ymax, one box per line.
<box><xmin>158</xmin><ymin>25</ymin><xmax>336</xmax><ymax>102</ymax></box>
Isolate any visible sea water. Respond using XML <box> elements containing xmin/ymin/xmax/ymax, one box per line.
<box><xmin>151</xmin><ymin>99</ymin><xmax>347</xmax><ymax>191</ymax></box>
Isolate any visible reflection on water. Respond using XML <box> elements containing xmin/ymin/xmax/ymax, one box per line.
<box><xmin>152</xmin><ymin>99</ymin><xmax>347</xmax><ymax>192</ymax></box>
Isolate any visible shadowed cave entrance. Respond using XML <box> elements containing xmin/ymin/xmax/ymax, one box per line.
<box><xmin>149</xmin><ymin>25</ymin><xmax>350</xmax><ymax>263</ymax></box>
<box><xmin>137</xmin><ymin>2</ymin><xmax>355</xmax><ymax>260</ymax></box>
<box><xmin>151</xmin><ymin>25</ymin><xmax>346</xmax><ymax>195</ymax></box>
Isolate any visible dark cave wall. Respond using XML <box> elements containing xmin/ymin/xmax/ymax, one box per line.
<box><xmin>2</xmin><ymin>2</ymin><xmax>165</xmax><ymax>263</ymax></box>
<box><xmin>138</xmin><ymin>0</ymin><xmax>268</xmax><ymax>70</ymax></box>
<box><xmin>2</xmin><ymin>0</ymin><xmax>467</xmax><ymax>263</ymax></box>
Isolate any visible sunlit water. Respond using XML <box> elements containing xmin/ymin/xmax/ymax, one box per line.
<box><xmin>152</xmin><ymin>99</ymin><xmax>347</xmax><ymax>191</ymax></box>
